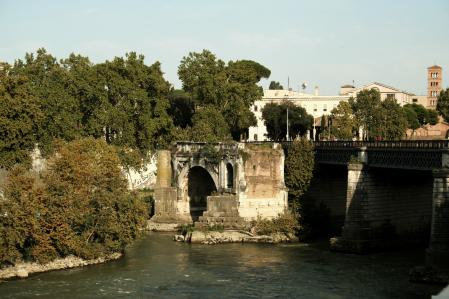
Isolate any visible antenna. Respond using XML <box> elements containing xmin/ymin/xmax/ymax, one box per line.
<box><xmin>288</xmin><ymin>77</ymin><xmax>290</xmax><ymax>90</ymax></box>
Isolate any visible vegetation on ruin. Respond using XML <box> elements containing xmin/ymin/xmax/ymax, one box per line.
<box><xmin>0</xmin><ymin>138</ymin><xmax>148</xmax><ymax>266</ymax></box>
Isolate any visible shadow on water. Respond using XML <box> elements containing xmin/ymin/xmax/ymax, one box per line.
<box><xmin>0</xmin><ymin>233</ymin><xmax>445</xmax><ymax>299</ymax></box>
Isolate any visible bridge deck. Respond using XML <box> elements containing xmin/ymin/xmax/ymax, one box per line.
<box><xmin>245</xmin><ymin>140</ymin><xmax>449</xmax><ymax>170</ymax></box>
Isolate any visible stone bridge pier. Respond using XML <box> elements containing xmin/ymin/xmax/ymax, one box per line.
<box><xmin>313</xmin><ymin>142</ymin><xmax>449</xmax><ymax>282</ymax></box>
<box><xmin>151</xmin><ymin>142</ymin><xmax>288</xmax><ymax>228</ymax></box>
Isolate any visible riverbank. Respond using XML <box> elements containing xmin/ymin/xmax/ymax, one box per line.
<box><xmin>0</xmin><ymin>253</ymin><xmax>122</xmax><ymax>281</ymax></box>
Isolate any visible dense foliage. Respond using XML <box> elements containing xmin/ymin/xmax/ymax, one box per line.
<box><xmin>0</xmin><ymin>49</ymin><xmax>175</xmax><ymax>167</ymax></box>
<box><xmin>284</xmin><ymin>139</ymin><xmax>315</xmax><ymax>201</ymax></box>
<box><xmin>436</xmin><ymin>88</ymin><xmax>449</xmax><ymax>122</ymax></box>
<box><xmin>178</xmin><ymin>50</ymin><xmax>270</xmax><ymax>140</ymax></box>
<box><xmin>268</xmin><ymin>81</ymin><xmax>283</xmax><ymax>90</ymax></box>
<box><xmin>0</xmin><ymin>72</ymin><xmax>42</xmax><ymax>168</ymax></box>
<box><xmin>348</xmin><ymin>89</ymin><xmax>408</xmax><ymax>140</ymax></box>
<box><xmin>329</xmin><ymin>101</ymin><xmax>356</xmax><ymax>140</ymax></box>
<box><xmin>261</xmin><ymin>101</ymin><xmax>313</xmax><ymax>141</ymax></box>
<box><xmin>0</xmin><ymin>138</ymin><xmax>148</xmax><ymax>265</ymax></box>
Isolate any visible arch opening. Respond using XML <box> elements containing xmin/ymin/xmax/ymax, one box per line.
<box><xmin>226</xmin><ymin>163</ymin><xmax>234</xmax><ymax>190</ymax></box>
<box><xmin>188</xmin><ymin>166</ymin><xmax>217</xmax><ymax>221</ymax></box>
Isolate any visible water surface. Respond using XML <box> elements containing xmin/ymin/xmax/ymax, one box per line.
<box><xmin>0</xmin><ymin>233</ymin><xmax>444</xmax><ymax>298</ymax></box>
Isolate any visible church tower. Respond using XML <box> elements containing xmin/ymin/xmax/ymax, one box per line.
<box><xmin>427</xmin><ymin>65</ymin><xmax>442</xmax><ymax>108</ymax></box>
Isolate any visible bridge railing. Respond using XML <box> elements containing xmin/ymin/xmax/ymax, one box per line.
<box><xmin>313</xmin><ymin>140</ymin><xmax>449</xmax><ymax>149</ymax></box>
<box><xmin>245</xmin><ymin>140</ymin><xmax>449</xmax><ymax>150</ymax></box>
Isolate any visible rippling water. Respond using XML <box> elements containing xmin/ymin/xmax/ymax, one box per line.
<box><xmin>0</xmin><ymin>233</ymin><xmax>444</xmax><ymax>298</ymax></box>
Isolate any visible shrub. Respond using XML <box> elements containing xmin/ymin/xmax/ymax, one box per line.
<box><xmin>0</xmin><ymin>138</ymin><xmax>149</xmax><ymax>265</ymax></box>
<box><xmin>251</xmin><ymin>212</ymin><xmax>300</xmax><ymax>236</ymax></box>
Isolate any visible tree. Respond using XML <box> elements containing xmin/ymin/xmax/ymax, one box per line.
<box><xmin>427</xmin><ymin>109</ymin><xmax>438</xmax><ymax>125</ymax></box>
<box><xmin>167</xmin><ymin>89</ymin><xmax>194</xmax><ymax>128</ymax></box>
<box><xmin>93</xmin><ymin>54</ymin><xmax>174</xmax><ymax>152</ymax></box>
<box><xmin>11</xmin><ymin>48</ymin><xmax>83</xmax><ymax>155</ymax></box>
<box><xmin>403</xmin><ymin>105</ymin><xmax>420</xmax><ymax>132</ymax></box>
<box><xmin>261</xmin><ymin>101</ymin><xmax>313</xmax><ymax>141</ymax></box>
<box><xmin>269</xmin><ymin>81</ymin><xmax>284</xmax><ymax>90</ymax></box>
<box><xmin>189</xmin><ymin>106</ymin><xmax>232</xmax><ymax>142</ymax></box>
<box><xmin>0</xmin><ymin>138</ymin><xmax>148</xmax><ymax>265</ymax></box>
<box><xmin>379</xmin><ymin>98</ymin><xmax>408</xmax><ymax>140</ymax></box>
<box><xmin>350</xmin><ymin>89</ymin><xmax>383</xmax><ymax>140</ymax></box>
<box><xmin>178</xmin><ymin>49</ymin><xmax>270</xmax><ymax>140</ymax></box>
<box><xmin>285</xmin><ymin>139</ymin><xmax>315</xmax><ymax>201</ymax></box>
<box><xmin>436</xmin><ymin>88</ymin><xmax>449</xmax><ymax>122</ymax></box>
<box><xmin>329</xmin><ymin>101</ymin><xmax>356</xmax><ymax>140</ymax></box>
<box><xmin>0</xmin><ymin>74</ymin><xmax>42</xmax><ymax>168</ymax></box>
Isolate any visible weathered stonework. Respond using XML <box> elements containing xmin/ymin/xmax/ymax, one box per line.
<box><xmin>151</xmin><ymin>142</ymin><xmax>288</xmax><ymax>228</ymax></box>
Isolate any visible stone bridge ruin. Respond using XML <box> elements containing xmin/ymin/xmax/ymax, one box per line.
<box><xmin>151</xmin><ymin>142</ymin><xmax>288</xmax><ymax>228</ymax></box>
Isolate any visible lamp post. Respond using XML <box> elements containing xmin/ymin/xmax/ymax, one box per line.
<box><xmin>286</xmin><ymin>107</ymin><xmax>289</xmax><ymax>141</ymax></box>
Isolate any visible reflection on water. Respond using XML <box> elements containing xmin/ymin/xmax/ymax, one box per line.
<box><xmin>0</xmin><ymin>233</ymin><xmax>444</xmax><ymax>298</ymax></box>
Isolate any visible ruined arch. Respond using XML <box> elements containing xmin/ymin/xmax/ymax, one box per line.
<box><xmin>187</xmin><ymin>166</ymin><xmax>217</xmax><ymax>221</ymax></box>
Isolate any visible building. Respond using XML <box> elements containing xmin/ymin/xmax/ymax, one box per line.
<box><xmin>340</xmin><ymin>82</ymin><xmax>415</xmax><ymax>106</ymax></box>
<box><xmin>249</xmin><ymin>89</ymin><xmax>349</xmax><ymax>141</ymax></box>
<box><xmin>248</xmin><ymin>65</ymin><xmax>444</xmax><ymax>141</ymax></box>
<box><xmin>427</xmin><ymin>65</ymin><xmax>443</xmax><ymax>108</ymax></box>
<box><xmin>249</xmin><ymin>83</ymin><xmax>417</xmax><ymax>141</ymax></box>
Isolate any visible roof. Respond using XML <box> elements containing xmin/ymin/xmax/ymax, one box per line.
<box><xmin>341</xmin><ymin>84</ymin><xmax>355</xmax><ymax>88</ymax></box>
<box><xmin>353</xmin><ymin>82</ymin><xmax>414</xmax><ymax>96</ymax></box>
<box><xmin>427</xmin><ymin>65</ymin><xmax>442</xmax><ymax>69</ymax></box>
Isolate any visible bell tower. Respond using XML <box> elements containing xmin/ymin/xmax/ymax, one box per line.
<box><xmin>427</xmin><ymin>65</ymin><xmax>442</xmax><ymax>108</ymax></box>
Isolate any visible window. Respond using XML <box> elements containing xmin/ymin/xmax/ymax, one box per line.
<box><xmin>386</xmin><ymin>93</ymin><xmax>395</xmax><ymax>99</ymax></box>
<box><xmin>313</xmin><ymin>104</ymin><xmax>317</xmax><ymax>112</ymax></box>
<box><xmin>323</xmin><ymin>104</ymin><xmax>327</xmax><ymax>112</ymax></box>
<box><xmin>254</xmin><ymin>134</ymin><xmax>258</xmax><ymax>141</ymax></box>
<box><xmin>412</xmin><ymin>98</ymin><xmax>418</xmax><ymax>103</ymax></box>
<box><xmin>254</xmin><ymin>105</ymin><xmax>258</xmax><ymax>112</ymax></box>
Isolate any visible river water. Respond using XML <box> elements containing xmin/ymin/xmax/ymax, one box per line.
<box><xmin>0</xmin><ymin>233</ymin><xmax>444</xmax><ymax>298</ymax></box>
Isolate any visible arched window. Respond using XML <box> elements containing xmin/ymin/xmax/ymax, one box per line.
<box><xmin>226</xmin><ymin>163</ymin><xmax>234</xmax><ymax>189</ymax></box>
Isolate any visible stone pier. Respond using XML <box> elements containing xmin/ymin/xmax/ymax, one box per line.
<box><xmin>427</xmin><ymin>169</ymin><xmax>449</xmax><ymax>269</ymax></box>
<box><xmin>150</xmin><ymin>142</ymin><xmax>288</xmax><ymax>229</ymax></box>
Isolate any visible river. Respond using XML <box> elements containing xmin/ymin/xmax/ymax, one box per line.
<box><xmin>0</xmin><ymin>233</ymin><xmax>444</xmax><ymax>298</ymax></box>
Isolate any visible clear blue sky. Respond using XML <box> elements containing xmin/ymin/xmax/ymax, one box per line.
<box><xmin>1</xmin><ymin>0</ymin><xmax>448</xmax><ymax>95</ymax></box>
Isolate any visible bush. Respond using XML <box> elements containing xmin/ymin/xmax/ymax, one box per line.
<box><xmin>251</xmin><ymin>212</ymin><xmax>300</xmax><ymax>236</ymax></box>
<box><xmin>0</xmin><ymin>138</ymin><xmax>149</xmax><ymax>265</ymax></box>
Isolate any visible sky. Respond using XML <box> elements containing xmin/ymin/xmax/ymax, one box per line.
<box><xmin>1</xmin><ymin>0</ymin><xmax>448</xmax><ymax>95</ymax></box>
